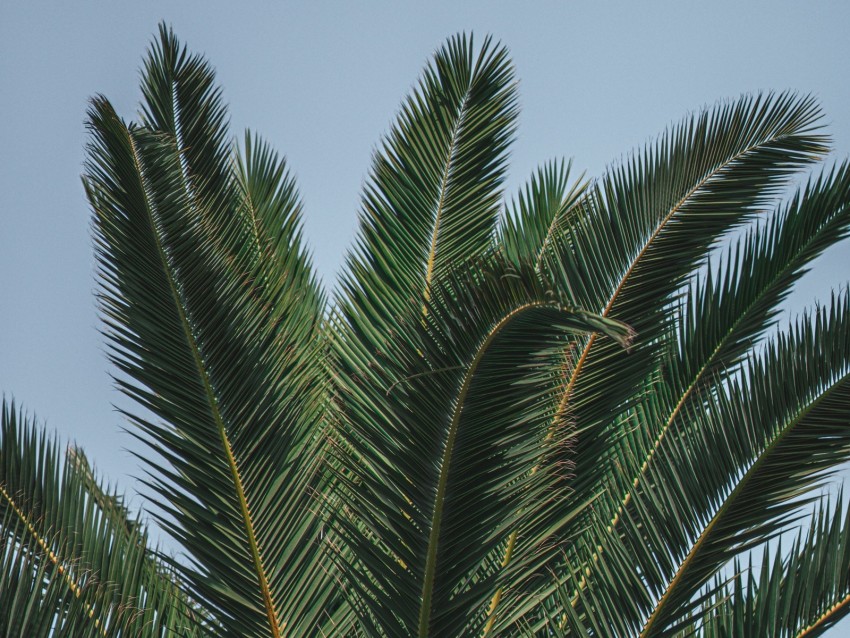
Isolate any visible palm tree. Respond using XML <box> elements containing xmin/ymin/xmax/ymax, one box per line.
<box><xmin>1</xmin><ymin>23</ymin><xmax>849</xmax><ymax>637</ymax></box>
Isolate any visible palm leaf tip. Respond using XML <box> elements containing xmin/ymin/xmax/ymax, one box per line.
<box><xmin>339</xmin><ymin>31</ymin><xmax>518</xmax><ymax>334</ymax></box>
<box><xmin>575</xmin><ymin>310</ymin><xmax>636</xmax><ymax>350</ymax></box>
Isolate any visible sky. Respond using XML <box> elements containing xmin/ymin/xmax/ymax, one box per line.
<box><xmin>1</xmin><ymin>0</ymin><xmax>849</xmax><ymax>629</ymax></box>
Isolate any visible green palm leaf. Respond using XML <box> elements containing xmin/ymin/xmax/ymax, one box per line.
<box><xmin>499</xmin><ymin>159</ymin><xmax>588</xmax><ymax>272</ymax></box>
<box><xmin>559</xmin><ymin>94</ymin><xmax>827</xmax><ymax>465</ymax></box>
<box><xmin>552</xmin><ymin>163</ymin><xmax>850</xmax><ymax>635</ymax></box>
<box><xmin>339</xmin><ymin>32</ymin><xmax>518</xmax><ymax>330</ymax></box>
<box><xmin>533</xmin><ymin>291</ymin><xmax>850</xmax><ymax>637</ymax></box>
<box><xmin>571</xmin><ymin>163</ymin><xmax>850</xmax><ymax>632</ymax></box>
<box><xmin>636</xmin><ymin>293</ymin><xmax>850</xmax><ymax>636</ymax></box>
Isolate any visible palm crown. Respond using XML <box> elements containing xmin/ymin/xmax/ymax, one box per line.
<box><xmin>2</xmin><ymin>24</ymin><xmax>849</xmax><ymax>637</ymax></box>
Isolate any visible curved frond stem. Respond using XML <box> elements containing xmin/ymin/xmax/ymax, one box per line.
<box><xmin>481</xmin><ymin>510</ymin><xmax>519</xmax><ymax>636</ymax></box>
<box><xmin>603</xmin><ymin>306</ymin><xmax>761</xmax><ymax>538</ymax></box>
<box><xmin>419</xmin><ymin>301</ymin><xmax>541</xmax><ymax>637</ymax></box>
<box><xmin>484</xmin><ymin>312</ymin><xmax>627</xmax><ymax>634</ymax></box>
<box><xmin>483</xmin><ymin>400</ymin><xmax>563</xmax><ymax>635</ymax></box>
<box><xmin>605</xmin><ymin>163</ymin><xmax>850</xmax><ymax>554</ymax></box>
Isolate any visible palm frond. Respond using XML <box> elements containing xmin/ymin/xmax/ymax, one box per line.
<box><xmin>634</xmin><ymin>292</ymin><xmax>850</xmax><ymax>636</ymax></box>
<box><xmin>550</xmin><ymin>92</ymin><xmax>828</xmax><ymax>315</ymax></box>
<box><xmin>339</xmin><ymin>32</ymin><xmax>518</xmax><ymax>330</ymax></box>
<box><xmin>83</xmin><ymin>30</ymin><xmax>336</xmax><ymax>634</ymax></box>
<box><xmin>674</xmin><ymin>160</ymin><xmax>850</xmax><ymax>394</ymax></box>
<box><xmin>499</xmin><ymin>159</ymin><xmax>588</xmax><ymax>274</ymax></box>
<box><xmin>548</xmin><ymin>94</ymin><xmax>828</xmax><ymax>461</ymax></box>
<box><xmin>701</xmin><ymin>498</ymin><xmax>850</xmax><ymax>637</ymax></box>
<box><xmin>7</xmin><ymin>24</ymin><xmax>850</xmax><ymax>638</ymax></box>
<box><xmin>138</xmin><ymin>24</ymin><xmax>236</xmax><ymax>248</ymax></box>
<box><xmin>550</xmin><ymin>292</ymin><xmax>850</xmax><ymax>637</ymax></box>
<box><xmin>533</xmin><ymin>291</ymin><xmax>850</xmax><ymax>636</ymax></box>
<box><xmin>0</xmin><ymin>401</ymin><xmax>204</xmax><ymax>637</ymax></box>
<box><xmin>234</xmin><ymin>130</ymin><xmax>325</xmax><ymax>326</ymax></box>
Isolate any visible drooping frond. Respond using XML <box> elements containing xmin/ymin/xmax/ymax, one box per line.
<box><xmin>532</xmin><ymin>292</ymin><xmax>850</xmax><ymax>637</ymax></box>
<box><xmin>570</xmin><ymin>163</ymin><xmax>850</xmax><ymax>631</ymax></box>
<box><xmin>672</xmin><ymin>161</ymin><xmax>850</xmax><ymax>395</ymax></box>
<box><xmin>549</xmin><ymin>92</ymin><xmax>828</xmax><ymax>316</ymax></box>
<box><xmin>592</xmin><ymin>163</ymin><xmax>850</xmax><ymax>569</ymax></box>
<box><xmin>542</xmin><ymin>157</ymin><xmax>850</xmax><ymax>634</ymax></box>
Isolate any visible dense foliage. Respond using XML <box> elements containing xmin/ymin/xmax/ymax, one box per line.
<box><xmin>2</xmin><ymin>24</ymin><xmax>849</xmax><ymax>637</ymax></box>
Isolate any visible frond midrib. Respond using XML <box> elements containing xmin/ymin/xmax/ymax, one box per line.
<box><xmin>795</xmin><ymin>592</ymin><xmax>850</xmax><ymax>638</ymax></box>
<box><xmin>422</xmin><ymin>91</ymin><xmax>470</xmax><ymax>310</ymax></box>
<box><xmin>533</xmin><ymin>173</ymin><xmax>587</xmax><ymax>273</ymax></box>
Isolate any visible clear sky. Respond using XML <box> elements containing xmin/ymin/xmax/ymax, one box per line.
<box><xmin>1</xmin><ymin>1</ymin><xmax>849</xmax><ymax>628</ymax></box>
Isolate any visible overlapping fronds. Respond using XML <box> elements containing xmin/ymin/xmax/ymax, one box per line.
<box><xmin>631</xmin><ymin>293</ymin><xmax>850</xmax><ymax>637</ymax></box>
<box><xmin>2</xmin><ymin>23</ymin><xmax>849</xmax><ymax>638</ymax></box>
<box><xmin>328</xmin><ymin>256</ymin><xmax>633</xmax><ymax>636</ymax></box>
<box><xmin>549</xmin><ymin>93</ymin><xmax>828</xmax><ymax>478</ymax></box>
<box><xmin>547</xmin><ymin>165</ymin><xmax>850</xmax><ymax>635</ymax></box>
<box><xmin>701</xmin><ymin>499</ymin><xmax>850</xmax><ymax>637</ymax></box>
<box><xmin>485</xmin><ymin>94</ymin><xmax>834</xmax><ymax>633</ymax></box>
<box><xmin>516</xmin><ymin>193</ymin><xmax>850</xmax><ymax>635</ymax></box>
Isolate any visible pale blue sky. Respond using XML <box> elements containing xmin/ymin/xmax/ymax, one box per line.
<box><xmin>1</xmin><ymin>1</ymin><xmax>849</xmax><ymax>628</ymax></box>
